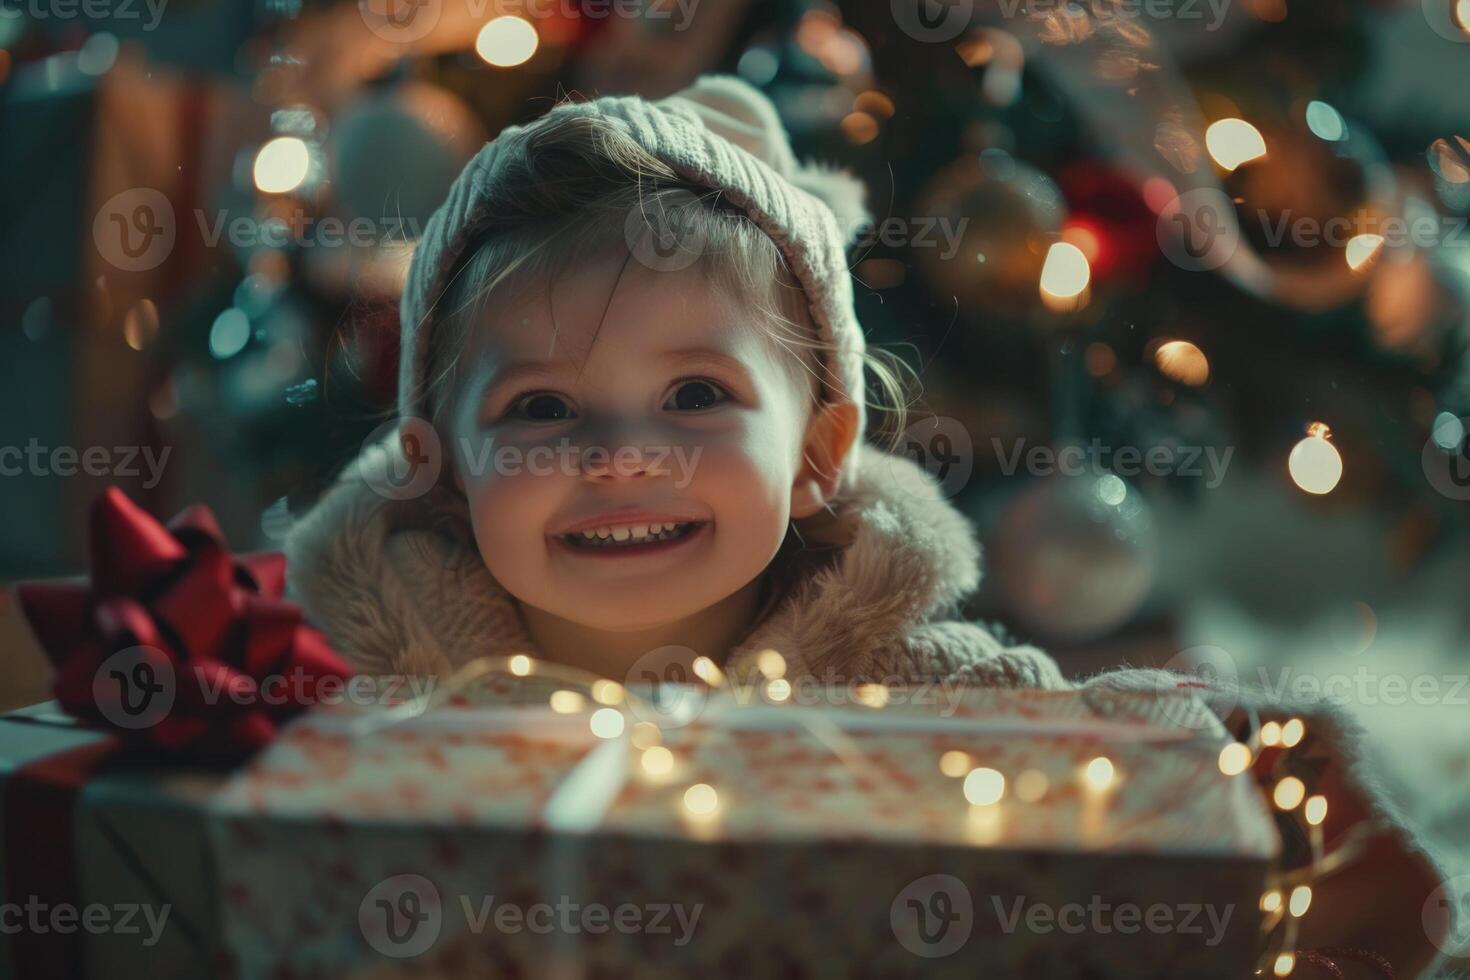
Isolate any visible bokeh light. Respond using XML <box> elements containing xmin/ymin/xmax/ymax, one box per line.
<box><xmin>1205</xmin><ymin>118</ymin><xmax>1267</xmax><ymax>171</ymax></box>
<box><xmin>253</xmin><ymin>137</ymin><xmax>311</xmax><ymax>194</ymax></box>
<box><xmin>476</xmin><ymin>16</ymin><xmax>539</xmax><ymax>68</ymax></box>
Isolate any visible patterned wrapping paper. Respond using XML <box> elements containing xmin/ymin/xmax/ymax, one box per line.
<box><xmin>205</xmin><ymin>687</ymin><xmax>1280</xmax><ymax>979</ymax></box>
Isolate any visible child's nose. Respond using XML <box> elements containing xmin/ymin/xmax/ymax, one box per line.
<box><xmin>576</xmin><ymin>423</ymin><xmax>665</xmax><ymax>482</ymax></box>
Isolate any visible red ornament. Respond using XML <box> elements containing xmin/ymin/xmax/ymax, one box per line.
<box><xmin>16</xmin><ymin>487</ymin><xmax>353</xmax><ymax>760</ymax></box>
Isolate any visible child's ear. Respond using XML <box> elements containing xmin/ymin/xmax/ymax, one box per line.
<box><xmin>790</xmin><ymin>400</ymin><xmax>860</xmax><ymax>519</ymax></box>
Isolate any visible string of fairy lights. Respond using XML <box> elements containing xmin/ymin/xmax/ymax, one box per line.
<box><xmin>348</xmin><ymin>649</ymin><xmax>1380</xmax><ymax>976</ymax></box>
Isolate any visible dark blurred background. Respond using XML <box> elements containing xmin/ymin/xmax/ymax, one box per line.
<box><xmin>1</xmin><ymin>2</ymin><xmax>1468</xmax><ymax>859</ymax></box>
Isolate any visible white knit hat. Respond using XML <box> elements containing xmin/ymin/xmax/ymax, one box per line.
<box><xmin>397</xmin><ymin>75</ymin><xmax>872</xmax><ymax>483</ymax></box>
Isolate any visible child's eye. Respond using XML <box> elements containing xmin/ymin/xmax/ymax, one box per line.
<box><xmin>507</xmin><ymin>392</ymin><xmax>576</xmax><ymax>421</ymax></box>
<box><xmin>663</xmin><ymin>379</ymin><xmax>730</xmax><ymax>412</ymax></box>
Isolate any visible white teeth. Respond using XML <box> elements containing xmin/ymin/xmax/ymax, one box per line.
<box><xmin>566</xmin><ymin>521</ymin><xmax>700</xmax><ymax>548</ymax></box>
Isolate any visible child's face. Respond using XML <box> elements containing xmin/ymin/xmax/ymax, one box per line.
<box><xmin>445</xmin><ymin>248</ymin><xmax>821</xmax><ymax>634</ymax></box>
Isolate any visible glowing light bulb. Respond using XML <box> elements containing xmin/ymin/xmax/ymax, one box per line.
<box><xmin>963</xmin><ymin>767</ymin><xmax>1006</xmax><ymax>806</ymax></box>
<box><xmin>765</xmin><ymin>678</ymin><xmax>792</xmax><ymax>703</ymax></box>
<box><xmin>1261</xmin><ymin>890</ymin><xmax>1282</xmax><ymax>913</ymax></box>
<box><xmin>508</xmin><ymin>654</ymin><xmax>533</xmax><ymax>677</ymax></box>
<box><xmin>1288</xmin><ymin>423</ymin><xmax>1343</xmax><ymax>495</ymax></box>
<box><xmin>1273</xmin><ymin>776</ymin><xmax>1306</xmax><ymax>810</ymax></box>
<box><xmin>1205</xmin><ymin>118</ymin><xmax>1267</xmax><ymax>171</ymax></box>
<box><xmin>591</xmin><ymin>679</ymin><xmax>624</xmax><ymax>705</ymax></box>
<box><xmin>1304</xmin><ymin>795</ymin><xmax>1328</xmax><ymax>826</ymax></box>
<box><xmin>1274</xmin><ymin>951</ymin><xmax>1296</xmax><ymax>977</ymax></box>
<box><xmin>939</xmin><ymin>750</ymin><xmax>972</xmax><ymax>778</ymax></box>
<box><xmin>1218</xmin><ymin>742</ymin><xmax>1252</xmax><ymax>776</ymax></box>
<box><xmin>755</xmin><ymin>649</ymin><xmax>786</xmax><ymax>679</ymax></box>
<box><xmin>854</xmin><ymin>683</ymin><xmax>890</xmax><ymax>708</ymax></box>
<box><xmin>692</xmin><ymin>656</ymin><xmax>722</xmax><ymax>685</ymax></box>
<box><xmin>1289</xmin><ymin>885</ymin><xmax>1312</xmax><ymax>917</ymax></box>
<box><xmin>1039</xmin><ymin>242</ymin><xmax>1091</xmax><ymax>311</ymax></box>
<box><xmin>253</xmin><ymin>137</ymin><xmax>311</xmax><ymax>194</ymax></box>
<box><xmin>1083</xmin><ymin>756</ymin><xmax>1115</xmax><ymax>791</ymax></box>
<box><xmin>1457</xmin><ymin>0</ymin><xmax>1470</xmax><ymax>35</ymax></box>
<box><xmin>548</xmin><ymin>690</ymin><xmax>586</xmax><ymax>714</ymax></box>
<box><xmin>589</xmin><ymin>707</ymin><xmax>625</xmax><ymax>739</ymax></box>
<box><xmin>641</xmin><ymin>746</ymin><xmax>674</xmax><ymax>777</ymax></box>
<box><xmin>1345</xmin><ymin>233</ymin><xmax>1385</xmax><ymax>271</ymax></box>
<box><xmin>683</xmin><ymin>782</ymin><xmax>718</xmax><ymax>815</ymax></box>
<box><xmin>1260</xmin><ymin>720</ymin><xmax>1282</xmax><ymax>746</ymax></box>
<box><xmin>475</xmin><ymin>16</ymin><xmax>538</xmax><ymax>67</ymax></box>
<box><xmin>1280</xmin><ymin>718</ymin><xmax>1305</xmax><ymax>748</ymax></box>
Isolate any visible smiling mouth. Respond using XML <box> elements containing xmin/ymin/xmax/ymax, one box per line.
<box><xmin>559</xmin><ymin>520</ymin><xmax>706</xmax><ymax>551</ymax></box>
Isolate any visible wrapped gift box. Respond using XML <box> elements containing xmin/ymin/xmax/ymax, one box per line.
<box><xmin>2</xmin><ymin>687</ymin><xmax>1280</xmax><ymax>979</ymax></box>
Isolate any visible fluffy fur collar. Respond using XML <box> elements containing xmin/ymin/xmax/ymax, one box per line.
<box><xmin>283</xmin><ymin>433</ymin><xmax>1041</xmax><ymax>683</ymax></box>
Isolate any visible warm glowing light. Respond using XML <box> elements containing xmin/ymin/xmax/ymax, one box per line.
<box><xmin>683</xmin><ymin>782</ymin><xmax>718</xmax><ymax>815</ymax></box>
<box><xmin>1154</xmin><ymin>339</ymin><xmax>1210</xmax><ymax>387</ymax></box>
<box><xmin>963</xmin><ymin>767</ymin><xmax>1006</xmax><ymax>806</ymax></box>
<box><xmin>641</xmin><ymin>745</ymin><xmax>674</xmax><ymax>777</ymax></box>
<box><xmin>1218</xmin><ymin>742</ymin><xmax>1252</xmax><ymax>776</ymax></box>
<box><xmin>508</xmin><ymin>654</ymin><xmax>533</xmax><ymax>677</ymax></box>
<box><xmin>692</xmin><ymin>656</ymin><xmax>722</xmax><ymax>685</ymax></box>
<box><xmin>253</xmin><ymin>137</ymin><xmax>311</xmax><ymax>194</ymax></box>
<box><xmin>630</xmin><ymin>721</ymin><xmax>662</xmax><ymax>749</ymax></box>
<box><xmin>1305</xmin><ymin>795</ymin><xmax>1328</xmax><ymax>826</ymax></box>
<box><xmin>1274</xmin><ymin>952</ymin><xmax>1296</xmax><ymax>977</ymax></box>
<box><xmin>765</xmin><ymin>678</ymin><xmax>792</xmax><ymax>703</ymax></box>
<box><xmin>1015</xmin><ymin>769</ymin><xmax>1049</xmax><ymax>802</ymax></box>
<box><xmin>1280</xmin><ymin>718</ymin><xmax>1305</xmax><ymax>748</ymax></box>
<box><xmin>1205</xmin><ymin>118</ymin><xmax>1267</xmax><ymax>171</ymax></box>
<box><xmin>1040</xmin><ymin>242</ymin><xmax>1091</xmax><ymax>311</ymax></box>
<box><xmin>1345</xmin><ymin>233</ymin><xmax>1385</xmax><ymax>271</ymax></box>
<box><xmin>1083</xmin><ymin>756</ymin><xmax>1115</xmax><ymax>791</ymax></box>
<box><xmin>854</xmin><ymin>683</ymin><xmax>890</xmax><ymax>708</ymax></box>
<box><xmin>939</xmin><ymin>750</ymin><xmax>972</xmax><ymax>778</ymax></box>
<box><xmin>1289</xmin><ymin>885</ymin><xmax>1313</xmax><ymax>917</ymax></box>
<box><xmin>840</xmin><ymin>111</ymin><xmax>880</xmax><ymax>145</ymax></box>
<box><xmin>591</xmin><ymin>679</ymin><xmax>624</xmax><ymax>705</ymax></box>
<box><xmin>1457</xmin><ymin>0</ymin><xmax>1470</xmax><ymax>35</ymax></box>
<box><xmin>589</xmin><ymin>707</ymin><xmax>625</xmax><ymax>739</ymax></box>
<box><xmin>1289</xmin><ymin>425</ymin><xmax>1343</xmax><ymax>495</ymax></box>
<box><xmin>755</xmin><ymin>649</ymin><xmax>787</xmax><ymax>679</ymax></box>
<box><xmin>1261</xmin><ymin>890</ymin><xmax>1282</xmax><ymax>913</ymax></box>
<box><xmin>1274</xmin><ymin>776</ymin><xmax>1306</xmax><ymax>810</ymax></box>
<box><xmin>549</xmin><ymin>690</ymin><xmax>586</xmax><ymax>714</ymax></box>
<box><xmin>1260</xmin><ymin>720</ymin><xmax>1282</xmax><ymax>746</ymax></box>
<box><xmin>475</xmin><ymin>16</ymin><xmax>538</xmax><ymax>67</ymax></box>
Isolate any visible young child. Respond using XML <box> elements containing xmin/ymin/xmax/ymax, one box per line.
<box><xmin>284</xmin><ymin>76</ymin><xmax>1452</xmax><ymax>975</ymax></box>
<box><xmin>284</xmin><ymin>75</ymin><xmax>1063</xmax><ymax>692</ymax></box>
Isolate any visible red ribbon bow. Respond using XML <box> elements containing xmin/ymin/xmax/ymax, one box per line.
<box><xmin>15</xmin><ymin>488</ymin><xmax>353</xmax><ymax>759</ymax></box>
